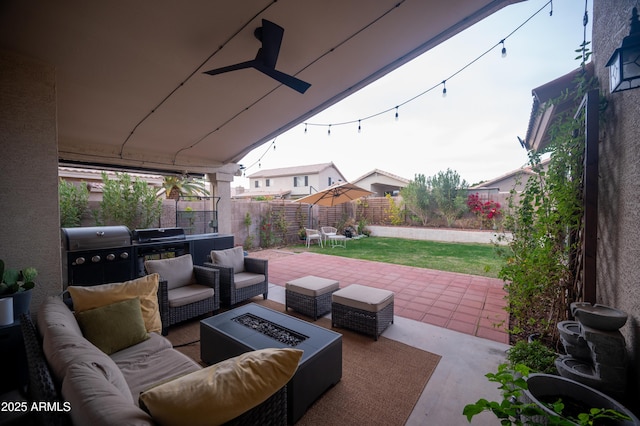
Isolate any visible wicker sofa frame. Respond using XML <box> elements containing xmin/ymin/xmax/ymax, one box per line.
<box><xmin>331</xmin><ymin>301</ymin><xmax>394</xmax><ymax>341</ymax></box>
<box><xmin>20</xmin><ymin>312</ymin><xmax>287</xmax><ymax>426</ymax></box>
<box><xmin>204</xmin><ymin>257</ymin><xmax>268</xmax><ymax>306</ymax></box>
<box><xmin>156</xmin><ymin>264</ymin><xmax>220</xmax><ymax>335</ymax></box>
<box><xmin>285</xmin><ymin>289</ymin><xmax>335</xmax><ymax>321</ymax></box>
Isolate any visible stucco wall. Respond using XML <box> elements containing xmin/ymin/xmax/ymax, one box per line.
<box><xmin>0</xmin><ymin>49</ymin><xmax>62</xmax><ymax>312</ymax></box>
<box><xmin>593</xmin><ymin>0</ymin><xmax>640</xmax><ymax>402</ymax></box>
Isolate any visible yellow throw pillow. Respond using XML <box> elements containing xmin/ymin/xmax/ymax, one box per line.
<box><xmin>76</xmin><ymin>298</ymin><xmax>149</xmax><ymax>355</ymax></box>
<box><xmin>139</xmin><ymin>348</ymin><xmax>303</xmax><ymax>426</ymax></box>
<box><xmin>68</xmin><ymin>274</ymin><xmax>162</xmax><ymax>333</ymax></box>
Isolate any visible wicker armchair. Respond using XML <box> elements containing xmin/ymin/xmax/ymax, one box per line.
<box><xmin>205</xmin><ymin>247</ymin><xmax>268</xmax><ymax>306</ymax></box>
<box><xmin>145</xmin><ymin>254</ymin><xmax>220</xmax><ymax>335</ymax></box>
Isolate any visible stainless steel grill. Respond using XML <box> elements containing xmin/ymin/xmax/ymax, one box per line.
<box><xmin>62</xmin><ymin>226</ymin><xmax>132</xmax><ymax>251</ymax></box>
<box><xmin>61</xmin><ymin>226</ymin><xmax>133</xmax><ymax>287</ymax></box>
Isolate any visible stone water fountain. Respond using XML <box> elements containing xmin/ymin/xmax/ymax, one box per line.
<box><xmin>556</xmin><ymin>302</ymin><xmax>628</xmax><ymax>400</ymax></box>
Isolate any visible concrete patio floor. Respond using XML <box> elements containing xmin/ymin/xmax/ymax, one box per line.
<box><xmin>253</xmin><ymin>249</ymin><xmax>511</xmax><ymax>425</ymax></box>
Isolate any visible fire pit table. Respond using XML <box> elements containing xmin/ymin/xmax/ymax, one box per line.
<box><xmin>200</xmin><ymin>303</ymin><xmax>342</xmax><ymax>424</ymax></box>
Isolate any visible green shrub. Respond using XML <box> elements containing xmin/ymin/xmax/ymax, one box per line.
<box><xmin>93</xmin><ymin>172</ymin><xmax>161</xmax><ymax>229</ymax></box>
<box><xmin>506</xmin><ymin>340</ymin><xmax>557</xmax><ymax>374</ymax></box>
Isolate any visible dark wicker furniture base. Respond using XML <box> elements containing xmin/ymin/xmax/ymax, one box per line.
<box><xmin>332</xmin><ymin>301</ymin><xmax>394</xmax><ymax>341</ymax></box>
<box><xmin>223</xmin><ymin>385</ymin><xmax>287</xmax><ymax>426</ymax></box>
<box><xmin>157</xmin><ymin>265</ymin><xmax>220</xmax><ymax>335</ymax></box>
<box><xmin>285</xmin><ymin>289</ymin><xmax>334</xmax><ymax>321</ymax></box>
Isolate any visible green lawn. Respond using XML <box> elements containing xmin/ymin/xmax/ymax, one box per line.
<box><xmin>297</xmin><ymin>236</ymin><xmax>505</xmax><ymax>278</ymax></box>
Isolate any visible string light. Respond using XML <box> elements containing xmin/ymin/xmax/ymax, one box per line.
<box><xmin>303</xmin><ymin>0</ymin><xmax>555</xmax><ymax>135</ymax></box>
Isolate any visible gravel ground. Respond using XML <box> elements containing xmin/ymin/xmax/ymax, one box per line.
<box><xmin>246</xmin><ymin>248</ymin><xmax>300</xmax><ymax>261</ymax></box>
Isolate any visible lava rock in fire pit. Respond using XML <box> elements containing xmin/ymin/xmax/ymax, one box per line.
<box><xmin>232</xmin><ymin>313</ymin><xmax>308</xmax><ymax>347</ymax></box>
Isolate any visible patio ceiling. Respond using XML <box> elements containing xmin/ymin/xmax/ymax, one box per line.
<box><xmin>1</xmin><ymin>0</ymin><xmax>517</xmax><ymax>175</ymax></box>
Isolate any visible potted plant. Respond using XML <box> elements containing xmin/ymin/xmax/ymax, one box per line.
<box><xmin>0</xmin><ymin>259</ymin><xmax>37</xmax><ymax>322</ymax></box>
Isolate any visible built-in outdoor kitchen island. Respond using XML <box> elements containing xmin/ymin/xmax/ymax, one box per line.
<box><xmin>61</xmin><ymin>226</ymin><xmax>233</xmax><ymax>287</ymax></box>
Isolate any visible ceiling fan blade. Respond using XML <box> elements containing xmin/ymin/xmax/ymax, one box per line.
<box><xmin>256</xmin><ymin>19</ymin><xmax>283</xmax><ymax>69</ymax></box>
<box><xmin>257</xmin><ymin>65</ymin><xmax>311</xmax><ymax>94</ymax></box>
<box><xmin>203</xmin><ymin>60</ymin><xmax>256</xmax><ymax>76</ymax></box>
<box><xmin>203</xmin><ymin>19</ymin><xmax>310</xmax><ymax>94</ymax></box>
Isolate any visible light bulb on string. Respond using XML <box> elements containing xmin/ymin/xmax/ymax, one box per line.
<box><xmin>327</xmin><ymin>124</ymin><xmax>331</xmax><ymax>136</ymax></box>
<box><xmin>395</xmin><ymin>106</ymin><xmax>399</xmax><ymax>121</ymax></box>
<box><xmin>304</xmin><ymin>123</ymin><xmax>308</xmax><ymax>134</ymax></box>
<box><xmin>358</xmin><ymin>120</ymin><xmax>362</xmax><ymax>133</ymax></box>
<box><xmin>442</xmin><ymin>80</ymin><xmax>447</xmax><ymax>97</ymax></box>
<box><xmin>500</xmin><ymin>40</ymin><xmax>507</xmax><ymax>57</ymax></box>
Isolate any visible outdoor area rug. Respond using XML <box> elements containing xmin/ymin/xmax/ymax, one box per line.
<box><xmin>167</xmin><ymin>299</ymin><xmax>441</xmax><ymax>426</ymax></box>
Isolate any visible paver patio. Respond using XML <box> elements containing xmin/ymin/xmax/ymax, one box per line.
<box><xmin>255</xmin><ymin>250</ymin><xmax>509</xmax><ymax>344</ymax></box>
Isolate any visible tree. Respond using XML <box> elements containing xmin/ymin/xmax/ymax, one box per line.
<box><xmin>59</xmin><ymin>179</ymin><xmax>89</xmax><ymax>227</ymax></box>
<box><xmin>162</xmin><ymin>176</ymin><xmax>210</xmax><ymax>200</ymax></box>
<box><xmin>428</xmin><ymin>169</ymin><xmax>469</xmax><ymax>227</ymax></box>
<box><xmin>400</xmin><ymin>174</ymin><xmax>433</xmax><ymax>226</ymax></box>
<box><xmin>94</xmin><ymin>172</ymin><xmax>162</xmax><ymax>229</ymax></box>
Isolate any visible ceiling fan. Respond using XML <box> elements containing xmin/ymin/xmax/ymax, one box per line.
<box><xmin>204</xmin><ymin>19</ymin><xmax>311</xmax><ymax>94</ymax></box>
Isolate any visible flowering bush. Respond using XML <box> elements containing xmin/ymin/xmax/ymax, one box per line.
<box><xmin>467</xmin><ymin>193</ymin><xmax>501</xmax><ymax>229</ymax></box>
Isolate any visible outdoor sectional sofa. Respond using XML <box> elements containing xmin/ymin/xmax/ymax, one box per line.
<box><xmin>21</xmin><ymin>274</ymin><xmax>300</xmax><ymax>426</ymax></box>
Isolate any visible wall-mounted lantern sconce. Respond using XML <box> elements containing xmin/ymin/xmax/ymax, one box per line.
<box><xmin>606</xmin><ymin>8</ymin><xmax>640</xmax><ymax>93</ymax></box>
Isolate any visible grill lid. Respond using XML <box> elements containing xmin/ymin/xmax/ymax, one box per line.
<box><xmin>132</xmin><ymin>227</ymin><xmax>186</xmax><ymax>243</ymax></box>
<box><xmin>62</xmin><ymin>226</ymin><xmax>132</xmax><ymax>251</ymax></box>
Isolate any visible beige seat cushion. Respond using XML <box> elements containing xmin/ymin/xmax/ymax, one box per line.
<box><xmin>62</xmin><ymin>362</ymin><xmax>155</xmax><ymax>426</ymax></box>
<box><xmin>286</xmin><ymin>276</ymin><xmax>340</xmax><ymax>297</ymax></box>
<box><xmin>234</xmin><ymin>272</ymin><xmax>265</xmax><ymax>289</ymax></box>
<box><xmin>167</xmin><ymin>284</ymin><xmax>215</xmax><ymax>308</ymax></box>
<box><xmin>332</xmin><ymin>284</ymin><xmax>394</xmax><ymax>312</ymax></box>
<box><xmin>210</xmin><ymin>246</ymin><xmax>245</xmax><ymax>273</ymax></box>
<box><xmin>116</xmin><ymin>346</ymin><xmax>201</xmax><ymax>404</ymax></box>
<box><xmin>144</xmin><ymin>254</ymin><xmax>196</xmax><ymax>290</ymax></box>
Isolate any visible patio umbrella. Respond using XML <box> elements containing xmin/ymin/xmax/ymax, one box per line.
<box><xmin>295</xmin><ymin>182</ymin><xmax>373</xmax><ymax>207</ymax></box>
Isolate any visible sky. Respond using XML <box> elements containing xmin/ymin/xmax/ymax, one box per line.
<box><xmin>233</xmin><ymin>0</ymin><xmax>592</xmax><ymax>188</ymax></box>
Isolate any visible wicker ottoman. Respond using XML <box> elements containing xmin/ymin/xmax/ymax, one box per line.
<box><xmin>285</xmin><ymin>276</ymin><xmax>340</xmax><ymax>320</ymax></box>
<box><xmin>331</xmin><ymin>284</ymin><xmax>394</xmax><ymax>340</ymax></box>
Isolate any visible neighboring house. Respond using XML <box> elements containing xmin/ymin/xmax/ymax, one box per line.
<box><xmin>241</xmin><ymin>163</ymin><xmax>347</xmax><ymax>199</ymax></box>
<box><xmin>523</xmin><ymin>65</ymin><xmax>591</xmax><ymax>152</ymax></box>
<box><xmin>469</xmin><ymin>158</ymin><xmax>550</xmax><ymax>206</ymax></box>
<box><xmin>351</xmin><ymin>169</ymin><xmax>409</xmax><ymax>196</ymax></box>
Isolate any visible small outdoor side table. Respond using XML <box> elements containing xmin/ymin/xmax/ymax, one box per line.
<box><xmin>328</xmin><ymin>235</ymin><xmax>347</xmax><ymax>248</ymax></box>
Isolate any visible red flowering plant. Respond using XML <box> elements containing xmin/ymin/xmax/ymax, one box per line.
<box><xmin>467</xmin><ymin>193</ymin><xmax>501</xmax><ymax>229</ymax></box>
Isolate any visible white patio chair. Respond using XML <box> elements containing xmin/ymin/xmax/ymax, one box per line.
<box><xmin>305</xmin><ymin>228</ymin><xmax>323</xmax><ymax>248</ymax></box>
<box><xmin>321</xmin><ymin>226</ymin><xmax>337</xmax><ymax>244</ymax></box>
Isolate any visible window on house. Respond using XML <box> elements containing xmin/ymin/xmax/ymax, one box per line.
<box><xmin>294</xmin><ymin>176</ymin><xmax>309</xmax><ymax>187</ymax></box>
<box><xmin>328</xmin><ymin>177</ymin><xmax>332</xmax><ymax>186</ymax></box>
<box><xmin>266</xmin><ymin>179</ymin><xmax>270</xmax><ymax>187</ymax></box>
<box><xmin>254</xmin><ymin>181</ymin><xmax>260</xmax><ymax>188</ymax></box>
